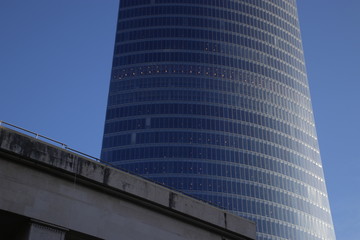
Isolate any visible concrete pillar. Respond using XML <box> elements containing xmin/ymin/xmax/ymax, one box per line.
<box><xmin>27</xmin><ymin>220</ymin><xmax>67</xmax><ymax>240</ymax></box>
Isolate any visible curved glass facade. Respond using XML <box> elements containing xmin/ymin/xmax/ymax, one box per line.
<box><xmin>102</xmin><ymin>0</ymin><xmax>336</xmax><ymax>239</ymax></box>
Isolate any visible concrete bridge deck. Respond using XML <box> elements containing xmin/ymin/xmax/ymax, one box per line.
<box><xmin>0</xmin><ymin>126</ymin><xmax>255</xmax><ymax>240</ymax></box>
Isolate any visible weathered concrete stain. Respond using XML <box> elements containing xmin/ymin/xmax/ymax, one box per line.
<box><xmin>121</xmin><ymin>181</ymin><xmax>131</xmax><ymax>191</ymax></box>
<box><xmin>103</xmin><ymin>168</ymin><xmax>110</xmax><ymax>185</ymax></box>
<box><xmin>169</xmin><ymin>192</ymin><xmax>177</xmax><ymax>208</ymax></box>
<box><xmin>224</xmin><ymin>212</ymin><xmax>227</xmax><ymax>228</ymax></box>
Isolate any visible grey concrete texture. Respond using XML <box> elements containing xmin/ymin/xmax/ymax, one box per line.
<box><xmin>0</xmin><ymin>127</ymin><xmax>256</xmax><ymax>240</ymax></box>
<box><xmin>28</xmin><ymin>222</ymin><xmax>66</xmax><ymax>240</ymax></box>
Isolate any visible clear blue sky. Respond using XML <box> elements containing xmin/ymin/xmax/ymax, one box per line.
<box><xmin>0</xmin><ymin>1</ymin><xmax>359</xmax><ymax>239</ymax></box>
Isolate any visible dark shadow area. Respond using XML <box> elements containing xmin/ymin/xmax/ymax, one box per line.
<box><xmin>0</xmin><ymin>210</ymin><xmax>102</xmax><ymax>240</ymax></box>
<box><xmin>66</xmin><ymin>231</ymin><xmax>103</xmax><ymax>240</ymax></box>
<box><xmin>0</xmin><ymin>209</ymin><xmax>29</xmax><ymax>240</ymax></box>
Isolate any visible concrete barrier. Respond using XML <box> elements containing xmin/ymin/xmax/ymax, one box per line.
<box><xmin>0</xmin><ymin>126</ymin><xmax>256</xmax><ymax>240</ymax></box>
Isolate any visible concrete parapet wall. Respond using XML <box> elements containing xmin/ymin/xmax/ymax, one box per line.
<box><xmin>0</xmin><ymin>127</ymin><xmax>256</xmax><ymax>240</ymax></box>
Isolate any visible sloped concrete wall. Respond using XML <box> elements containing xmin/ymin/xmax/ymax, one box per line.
<box><xmin>0</xmin><ymin>127</ymin><xmax>256</xmax><ymax>240</ymax></box>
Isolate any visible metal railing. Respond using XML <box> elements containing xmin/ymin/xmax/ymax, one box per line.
<box><xmin>0</xmin><ymin>120</ymin><xmax>104</xmax><ymax>163</ymax></box>
<box><xmin>0</xmin><ymin>120</ymin><xmax>67</xmax><ymax>147</ymax></box>
<box><xmin>0</xmin><ymin>120</ymin><xmax>225</xmax><ymax>210</ymax></box>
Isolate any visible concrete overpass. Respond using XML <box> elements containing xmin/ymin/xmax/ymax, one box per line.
<box><xmin>0</xmin><ymin>125</ymin><xmax>256</xmax><ymax>240</ymax></box>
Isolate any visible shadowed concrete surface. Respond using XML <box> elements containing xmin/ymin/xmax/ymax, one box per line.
<box><xmin>0</xmin><ymin>126</ymin><xmax>256</xmax><ymax>240</ymax></box>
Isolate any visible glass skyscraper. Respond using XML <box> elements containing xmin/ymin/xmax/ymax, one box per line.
<box><xmin>101</xmin><ymin>0</ymin><xmax>336</xmax><ymax>239</ymax></box>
